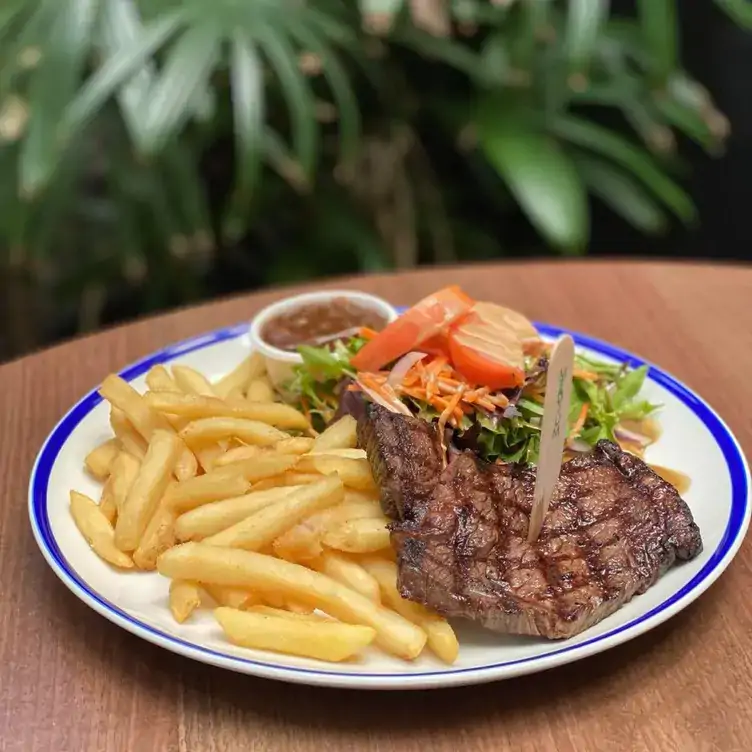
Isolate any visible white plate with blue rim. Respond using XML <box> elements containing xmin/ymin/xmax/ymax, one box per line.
<box><xmin>28</xmin><ymin>307</ymin><xmax>750</xmax><ymax>690</ymax></box>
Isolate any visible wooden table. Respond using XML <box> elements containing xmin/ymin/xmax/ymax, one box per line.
<box><xmin>1</xmin><ymin>260</ymin><xmax>751</xmax><ymax>752</ymax></box>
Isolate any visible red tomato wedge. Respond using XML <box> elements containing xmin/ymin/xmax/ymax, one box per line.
<box><xmin>350</xmin><ymin>286</ymin><xmax>474</xmax><ymax>372</ymax></box>
<box><xmin>448</xmin><ymin>302</ymin><xmax>536</xmax><ymax>390</ymax></box>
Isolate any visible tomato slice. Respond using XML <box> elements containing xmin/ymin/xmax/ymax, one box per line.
<box><xmin>447</xmin><ymin>302</ymin><xmax>530</xmax><ymax>390</ymax></box>
<box><xmin>350</xmin><ymin>286</ymin><xmax>474</xmax><ymax>372</ymax></box>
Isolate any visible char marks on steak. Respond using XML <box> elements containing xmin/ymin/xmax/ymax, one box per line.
<box><xmin>357</xmin><ymin>404</ymin><xmax>703</xmax><ymax>640</ymax></box>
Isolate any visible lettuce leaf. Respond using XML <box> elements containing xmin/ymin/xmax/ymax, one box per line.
<box><xmin>285</xmin><ymin>337</ymin><xmax>367</xmax><ymax>430</ymax></box>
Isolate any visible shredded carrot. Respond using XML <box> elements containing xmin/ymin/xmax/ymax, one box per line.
<box><xmin>570</xmin><ymin>403</ymin><xmax>589</xmax><ymax>437</ymax></box>
<box><xmin>573</xmin><ymin>369</ymin><xmax>599</xmax><ymax>382</ymax></box>
<box><xmin>358</xmin><ymin>327</ymin><xmax>379</xmax><ymax>340</ymax></box>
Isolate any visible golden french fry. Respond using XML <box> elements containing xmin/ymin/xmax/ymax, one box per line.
<box><xmin>166</xmin><ymin>469</ymin><xmax>251</xmax><ymax>514</ymax></box>
<box><xmin>203</xmin><ymin>476</ymin><xmax>344</xmax><ymax>551</ymax></box>
<box><xmin>203</xmin><ymin>584</ymin><xmax>260</xmax><ymax>610</ymax></box>
<box><xmin>274</xmin><ymin>500</ymin><xmax>387</xmax><ymax>563</ymax></box>
<box><xmin>145</xmin><ymin>365</ymin><xmax>180</xmax><ymax>393</ymax></box>
<box><xmin>158</xmin><ymin>544</ymin><xmax>426</xmax><ymax>660</ymax></box>
<box><xmin>343</xmin><ymin>489</ymin><xmax>382</xmax><ymax>506</ymax></box>
<box><xmin>279</xmin><ymin>472</ymin><xmax>325</xmax><ymax>486</ymax></box>
<box><xmin>84</xmin><ymin>439</ymin><xmax>120</xmax><ymax>480</ymax></box>
<box><xmin>309</xmin><ymin>448</ymin><xmax>367</xmax><ymax>459</ymax></box>
<box><xmin>194</xmin><ymin>444</ymin><xmax>226</xmax><ymax>473</ymax></box>
<box><xmin>114</xmin><ymin>430</ymin><xmax>182</xmax><ymax>552</ymax></box>
<box><xmin>226</xmin><ymin>455</ymin><xmax>298</xmax><ymax>483</ymax></box>
<box><xmin>100</xmin><ymin>451</ymin><xmax>141</xmax><ymax>522</ymax></box>
<box><xmin>248</xmin><ymin>605</ymin><xmax>330</xmax><ymax>622</ymax></box>
<box><xmin>275</xmin><ymin>437</ymin><xmax>315</xmax><ymax>455</ymax></box>
<box><xmin>215</xmin><ymin>607</ymin><xmax>376</xmax><ymax>662</ymax></box>
<box><xmin>179</xmin><ymin>417</ymin><xmax>288</xmax><ymax>447</ymax></box>
<box><xmin>172</xmin><ymin>365</ymin><xmax>217</xmax><ymax>397</ymax></box>
<box><xmin>69</xmin><ymin>491</ymin><xmax>134</xmax><ymax>569</ymax></box>
<box><xmin>323</xmin><ymin>518</ymin><xmax>390</xmax><ymax>554</ymax></box>
<box><xmin>214</xmin><ymin>352</ymin><xmax>265</xmax><ymax>399</ymax></box>
<box><xmin>169</xmin><ymin>580</ymin><xmax>202</xmax><ymax>623</ymax></box>
<box><xmin>312</xmin><ymin>415</ymin><xmax>358</xmax><ymax>452</ymax></box>
<box><xmin>145</xmin><ymin>392</ymin><xmax>308</xmax><ymax>430</ymax></box>
<box><xmin>100</xmin><ymin>375</ymin><xmax>196</xmax><ymax>480</ymax></box>
<box><xmin>174</xmin><ymin>486</ymin><xmax>302</xmax><ymax>541</ymax></box>
<box><xmin>361</xmin><ymin>558</ymin><xmax>459</xmax><ymax>664</ymax></box>
<box><xmin>295</xmin><ymin>455</ymin><xmax>376</xmax><ymax>491</ymax></box>
<box><xmin>98</xmin><ymin>490</ymin><xmax>117</xmax><ymax>525</ymax></box>
<box><xmin>110</xmin><ymin>407</ymin><xmax>147</xmax><ymax>460</ymax></box>
<box><xmin>133</xmin><ymin>500</ymin><xmax>177</xmax><ymax>570</ymax></box>
<box><xmin>312</xmin><ymin>551</ymin><xmax>381</xmax><ymax>603</ymax></box>
<box><xmin>246</xmin><ymin>377</ymin><xmax>275</xmax><ymax>403</ymax></box>
<box><xmin>213</xmin><ymin>445</ymin><xmax>267</xmax><ymax>467</ymax></box>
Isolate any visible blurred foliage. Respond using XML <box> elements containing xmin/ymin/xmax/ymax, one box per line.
<box><xmin>0</xmin><ymin>0</ymin><xmax>747</xmax><ymax>357</ymax></box>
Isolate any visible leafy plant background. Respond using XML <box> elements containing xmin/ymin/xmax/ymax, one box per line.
<box><xmin>0</xmin><ymin>0</ymin><xmax>749</xmax><ymax>360</ymax></box>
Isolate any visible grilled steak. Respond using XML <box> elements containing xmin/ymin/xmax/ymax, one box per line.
<box><xmin>358</xmin><ymin>404</ymin><xmax>703</xmax><ymax>640</ymax></box>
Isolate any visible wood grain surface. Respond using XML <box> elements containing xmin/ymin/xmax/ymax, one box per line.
<box><xmin>1</xmin><ymin>260</ymin><xmax>751</xmax><ymax>752</ymax></box>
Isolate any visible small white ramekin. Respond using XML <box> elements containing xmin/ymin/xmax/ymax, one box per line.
<box><xmin>248</xmin><ymin>289</ymin><xmax>398</xmax><ymax>389</ymax></box>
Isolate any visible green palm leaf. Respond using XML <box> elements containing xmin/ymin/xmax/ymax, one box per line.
<box><xmin>21</xmin><ymin>0</ymin><xmax>99</xmax><ymax>197</ymax></box>
<box><xmin>551</xmin><ymin>114</ymin><xmax>695</xmax><ymax>222</ymax></box>
<box><xmin>230</xmin><ymin>30</ymin><xmax>265</xmax><ymax>198</ymax></box>
<box><xmin>63</xmin><ymin>10</ymin><xmax>186</xmax><ymax>139</ymax></box>
<box><xmin>285</xmin><ymin>21</ymin><xmax>361</xmax><ymax>167</ymax></box>
<box><xmin>574</xmin><ymin>153</ymin><xmax>667</xmax><ymax>234</ymax></box>
<box><xmin>477</xmin><ymin>103</ymin><xmax>589</xmax><ymax>252</ymax></box>
<box><xmin>136</xmin><ymin>24</ymin><xmax>221</xmax><ymax>154</ymax></box>
<box><xmin>253</xmin><ymin>25</ymin><xmax>319</xmax><ymax>177</ymax></box>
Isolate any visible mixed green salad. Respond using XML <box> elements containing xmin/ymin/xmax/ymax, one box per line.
<box><xmin>285</xmin><ymin>337</ymin><xmax>660</xmax><ymax>465</ymax></box>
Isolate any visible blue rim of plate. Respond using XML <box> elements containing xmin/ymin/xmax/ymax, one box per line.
<box><xmin>28</xmin><ymin>319</ymin><xmax>751</xmax><ymax>687</ymax></box>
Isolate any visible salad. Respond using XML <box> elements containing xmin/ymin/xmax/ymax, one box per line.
<box><xmin>285</xmin><ymin>287</ymin><xmax>659</xmax><ymax>464</ymax></box>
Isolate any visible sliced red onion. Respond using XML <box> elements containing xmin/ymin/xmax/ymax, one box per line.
<box><xmin>566</xmin><ymin>437</ymin><xmax>592</xmax><ymax>453</ymax></box>
<box><xmin>614</xmin><ymin>424</ymin><xmax>651</xmax><ymax>447</ymax></box>
<box><xmin>387</xmin><ymin>351</ymin><xmax>427</xmax><ymax>387</ymax></box>
<box><xmin>355</xmin><ymin>378</ymin><xmax>412</xmax><ymax>416</ymax></box>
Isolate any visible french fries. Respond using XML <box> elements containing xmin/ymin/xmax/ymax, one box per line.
<box><xmin>204</xmin><ymin>584</ymin><xmax>260</xmax><ymax>609</ymax></box>
<box><xmin>70</xmin><ymin>491</ymin><xmax>133</xmax><ymax>569</ymax></box>
<box><xmin>145</xmin><ymin>365</ymin><xmax>180</xmax><ymax>394</ymax></box>
<box><xmin>249</xmin><ymin>605</ymin><xmax>330</xmax><ymax>622</ymax></box>
<box><xmin>99</xmin><ymin>451</ymin><xmax>140</xmax><ymax>524</ymax></box>
<box><xmin>202</xmin><ymin>476</ymin><xmax>344</xmax><ymax>551</ymax></box>
<box><xmin>133</xmin><ymin>501</ymin><xmax>176</xmax><ymax>570</ymax></box>
<box><xmin>100</xmin><ymin>375</ymin><xmax>196</xmax><ymax>480</ymax></box>
<box><xmin>273</xmin><ymin>499</ymin><xmax>386</xmax><ymax>563</ymax></box>
<box><xmin>311</xmin><ymin>551</ymin><xmax>381</xmax><ymax>603</ymax></box>
<box><xmin>215</xmin><ymin>607</ymin><xmax>376</xmax><ymax>662</ymax></box>
<box><xmin>84</xmin><ymin>439</ymin><xmax>120</xmax><ymax>480</ymax></box>
<box><xmin>70</xmin><ymin>353</ymin><xmax>460</xmax><ymax>666</ymax></box>
<box><xmin>158</xmin><ymin>543</ymin><xmax>427</xmax><ymax>659</ymax></box>
<box><xmin>323</xmin><ymin>518</ymin><xmax>391</xmax><ymax>554</ymax></box>
<box><xmin>145</xmin><ymin>392</ymin><xmax>309</xmax><ymax>430</ymax></box>
<box><xmin>296</xmin><ymin>455</ymin><xmax>376</xmax><ymax>491</ymax></box>
<box><xmin>114</xmin><ymin>430</ymin><xmax>181</xmax><ymax>552</ymax></box>
<box><xmin>172</xmin><ymin>365</ymin><xmax>217</xmax><ymax>397</ymax></box>
<box><xmin>110</xmin><ymin>407</ymin><xmax>147</xmax><ymax>460</ymax></box>
<box><xmin>169</xmin><ymin>580</ymin><xmax>202</xmax><ymax>623</ymax></box>
<box><xmin>312</xmin><ymin>415</ymin><xmax>358</xmax><ymax>452</ymax></box>
<box><xmin>179</xmin><ymin>417</ymin><xmax>287</xmax><ymax>447</ymax></box>
<box><xmin>246</xmin><ymin>378</ymin><xmax>275</xmax><ymax>403</ymax></box>
<box><xmin>174</xmin><ymin>486</ymin><xmax>301</xmax><ymax>541</ymax></box>
<box><xmin>214</xmin><ymin>352</ymin><xmax>265</xmax><ymax>399</ymax></box>
<box><xmin>166</xmin><ymin>468</ymin><xmax>251</xmax><ymax>514</ymax></box>
<box><xmin>361</xmin><ymin>558</ymin><xmax>460</xmax><ymax>664</ymax></box>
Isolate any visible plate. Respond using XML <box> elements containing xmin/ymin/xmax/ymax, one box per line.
<box><xmin>29</xmin><ymin>319</ymin><xmax>750</xmax><ymax>690</ymax></box>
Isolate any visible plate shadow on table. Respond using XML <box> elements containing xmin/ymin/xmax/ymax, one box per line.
<box><xmin>45</xmin><ymin>563</ymin><xmax>725</xmax><ymax>734</ymax></box>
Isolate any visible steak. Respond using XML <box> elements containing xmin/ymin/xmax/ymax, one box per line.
<box><xmin>358</xmin><ymin>404</ymin><xmax>703</xmax><ymax>640</ymax></box>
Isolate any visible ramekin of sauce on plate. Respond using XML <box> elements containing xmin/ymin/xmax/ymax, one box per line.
<box><xmin>248</xmin><ymin>290</ymin><xmax>398</xmax><ymax>388</ymax></box>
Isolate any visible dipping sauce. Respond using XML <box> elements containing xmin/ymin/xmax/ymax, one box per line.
<box><xmin>261</xmin><ymin>297</ymin><xmax>388</xmax><ymax>351</ymax></box>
